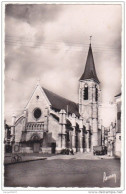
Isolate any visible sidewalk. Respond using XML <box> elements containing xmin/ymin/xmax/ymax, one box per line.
<box><xmin>4</xmin><ymin>152</ymin><xmax>117</xmax><ymax>165</ymax></box>
<box><xmin>47</xmin><ymin>152</ymin><xmax>116</xmax><ymax>160</ymax></box>
<box><xmin>97</xmin><ymin>155</ymin><xmax>116</xmax><ymax>159</ymax></box>
<box><xmin>4</xmin><ymin>155</ymin><xmax>47</xmax><ymax>165</ymax></box>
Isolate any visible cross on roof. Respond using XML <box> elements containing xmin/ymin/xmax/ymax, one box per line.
<box><xmin>90</xmin><ymin>36</ymin><xmax>92</xmax><ymax>44</ymax></box>
<box><xmin>37</xmin><ymin>78</ymin><xmax>40</xmax><ymax>86</ymax></box>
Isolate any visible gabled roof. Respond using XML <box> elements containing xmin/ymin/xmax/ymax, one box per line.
<box><xmin>43</xmin><ymin>87</ymin><xmax>80</xmax><ymax>117</ymax></box>
<box><xmin>80</xmin><ymin>44</ymin><xmax>100</xmax><ymax>84</ymax></box>
<box><xmin>25</xmin><ymin>84</ymin><xmax>51</xmax><ymax>109</ymax></box>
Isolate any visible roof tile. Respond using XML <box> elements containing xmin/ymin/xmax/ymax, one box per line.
<box><xmin>43</xmin><ymin>87</ymin><xmax>80</xmax><ymax>117</ymax></box>
<box><xmin>80</xmin><ymin>44</ymin><xmax>100</xmax><ymax>83</ymax></box>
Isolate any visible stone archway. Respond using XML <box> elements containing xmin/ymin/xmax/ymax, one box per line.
<box><xmin>66</xmin><ymin>119</ymin><xmax>73</xmax><ymax>149</ymax></box>
<box><xmin>30</xmin><ymin>133</ymin><xmax>41</xmax><ymax>153</ymax></box>
<box><xmin>75</xmin><ymin>123</ymin><xmax>80</xmax><ymax>152</ymax></box>
<box><xmin>82</xmin><ymin>125</ymin><xmax>87</xmax><ymax>152</ymax></box>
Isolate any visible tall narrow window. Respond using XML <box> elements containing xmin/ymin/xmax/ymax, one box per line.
<box><xmin>117</xmin><ymin>112</ymin><xmax>121</xmax><ymax>120</ymax></box>
<box><xmin>83</xmin><ymin>84</ymin><xmax>88</xmax><ymax>100</ymax></box>
<box><xmin>95</xmin><ymin>86</ymin><xmax>98</xmax><ymax>101</ymax></box>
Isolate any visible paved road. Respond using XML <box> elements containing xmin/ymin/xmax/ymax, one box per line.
<box><xmin>4</xmin><ymin>158</ymin><xmax>120</xmax><ymax>188</ymax></box>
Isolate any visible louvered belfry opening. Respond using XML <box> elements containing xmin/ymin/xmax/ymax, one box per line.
<box><xmin>84</xmin><ymin>84</ymin><xmax>88</xmax><ymax>100</ymax></box>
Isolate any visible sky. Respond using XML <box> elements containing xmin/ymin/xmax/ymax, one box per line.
<box><xmin>4</xmin><ymin>3</ymin><xmax>122</xmax><ymax>126</ymax></box>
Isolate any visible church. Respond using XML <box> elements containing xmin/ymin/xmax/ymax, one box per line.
<box><xmin>8</xmin><ymin>43</ymin><xmax>102</xmax><ymax>154</ymax></box>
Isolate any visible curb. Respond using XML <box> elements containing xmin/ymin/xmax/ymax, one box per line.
<box><xmin>4</xmin><ymin>157</ymin><xmax>47</xmax><ymax>166</ymax></box>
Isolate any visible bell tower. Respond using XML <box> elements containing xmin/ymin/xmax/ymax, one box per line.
<box><xmin>79</xmin><ymin>41</ymin><xmax>101</xmax><ymax>149</ymax></box>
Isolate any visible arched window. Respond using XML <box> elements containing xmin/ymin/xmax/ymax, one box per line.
<box><xmin>83</xmin><ymin>84</ymin><xmax>88</xmax><ymax>100</ymax></box>
<box><xmin>42</xmin><ymin>123</ymin><xmax>44</xmax><ymax>130</ymax></box>
<box><xmin>40</xmin><ymin>124</ymin><xmax>42</xmax><ymax>130</ymax></box>
<box><xmin>37</xmin><ymin>124</ymin><xmax>40</xmax><ymax>130</ymax></box>
<box><xmin>95</xmin><ymin>86</ymin><xmax>98</xmax><ymax>102</ymax></box>
<box><xmin>29</xmin><ymin>124</ymin><xmax>31</xmax><ymax>130</ymax></box>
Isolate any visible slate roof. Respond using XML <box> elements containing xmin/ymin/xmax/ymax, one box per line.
<box><xmin>80</xmin><ymin>44</ymin><xmax>100</xmax><ymax>84</ymax></box>
<box><xmin>5</xmin><ymin>124</ymin><xmax>11</xmax><ymax>130</ymax></box>
<box><xmin>43</xmin><ymin>87</ymin><xmax>80</xmax><ymax>117</ymax></box>
<box><xmin>115</xmin><ymin>93</ymin><xmax>121</xmax><ymax>97</ymax></box>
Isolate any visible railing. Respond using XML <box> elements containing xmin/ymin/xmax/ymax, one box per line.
<box><xmin>26</xmin><ymin>122</ymin><xmax>44</xmax><ymax>131</ymax></box>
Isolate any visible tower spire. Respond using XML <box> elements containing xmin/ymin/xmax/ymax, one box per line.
<box><xmin>79</xmin><ymin>39</ymin><xmax>100</xmax><ymax>84</ymax></box>
<box><xmin>90</xmin><ymin>35</ymin><xmax>92</xmax><ymax>45</ymax></box>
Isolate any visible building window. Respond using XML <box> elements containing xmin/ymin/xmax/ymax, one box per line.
<box><xmin>95</xmin><ymin>86</ymin><xmax>98</xmax><ymax>101</ymax></box>
<box><xmin>14</xmin><ymin>145</ymin><xmax>20</xmax><ymax>152</ymax></box>
<box><xmin>36</xmin><ymin>95</ymin><xmax>39</xmax><ymax>99</ymax></box>
<box><xmin>89</xmin><ymin>133</ymin><xmax>91</xmax><ymax>148</ymax></box>
<box><xmin>33</xmin><ymin>108</ymin><xmax>42</xmax><ymax>120</ymax></box>
<box><xmin>82</xmin><ymin>135</ymin><xmax>86</xmax><ymax>148</ymax></box>
<box><xmin>117</xmin><ymin>112</ymin><xmax>121</xmax><ymax>120</ymax></box>
<box><xmin>83</xmin><ymin>84</ymin><xmax>88</xmax><ymax>100</ymax></box>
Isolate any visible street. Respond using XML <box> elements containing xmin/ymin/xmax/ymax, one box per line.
<box><xmin>4</xmin><ymin>158</ymin><xmax>120</xmax><ymax>187</ymax></box>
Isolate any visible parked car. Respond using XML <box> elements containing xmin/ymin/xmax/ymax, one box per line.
<box><xmin>93</xmin><ymin>146</ymin><xmax>107</xmax><ymax>155</ymax></box>
<box><xmin>60</xmin><ymin>148</ymin><xmax>74</xmax><ymax>155</ymax></box>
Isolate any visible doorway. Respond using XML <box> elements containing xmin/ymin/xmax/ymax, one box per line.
<box><xmin>33</xmin><ymin>143</ymin><xmax>40</xmax><ymax>153</ymax></box>
<box><xmin>51</xmin><ymin>143</ymin><xmax>56</xmax><ymax>154</ymax></box>
<box><xmin>5</xmin><ymin>145</ymin><xmax>12</xmax><ymax>153</ymax></box>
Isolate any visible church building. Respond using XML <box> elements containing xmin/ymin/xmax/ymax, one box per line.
<box><xmin>6</xmin><ymin>43</ymin><xmax>102</xmax><ymax>154</ymax></box>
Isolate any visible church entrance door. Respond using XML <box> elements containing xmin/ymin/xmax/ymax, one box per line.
<box><xmin>51</xmin><ymin>143</ymin><xmax>56</xmax><ymax>154</ymax></box>
<box><xmin>33</xmin><ymin>143</ymin><xmax>40</xmax><ymax>153</ymax></box>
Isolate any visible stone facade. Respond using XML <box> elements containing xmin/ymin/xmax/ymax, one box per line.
<box><xmin>5</xmin><ymin>44</ymin><xmax>103</xmax><ymax>154</ymax></box>
<box><xmin>79</xmin><ymin>80</ymin><xmax>101</xmax><ymax>152</ymax></box>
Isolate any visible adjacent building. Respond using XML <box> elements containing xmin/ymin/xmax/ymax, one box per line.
<box><xmin>4</xmin><ymin>120</ymin><xmax>12</xmax><ymax>153</ymax></box>
<box><xmin>114</xmin><ymin>93</ymin><xmax>121</xmax><ymax>157</ymax></box>
<box><xmin>107</xmin><ymin>122</ymin><xmax>116</xmax><ymax>157</ymax></box>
